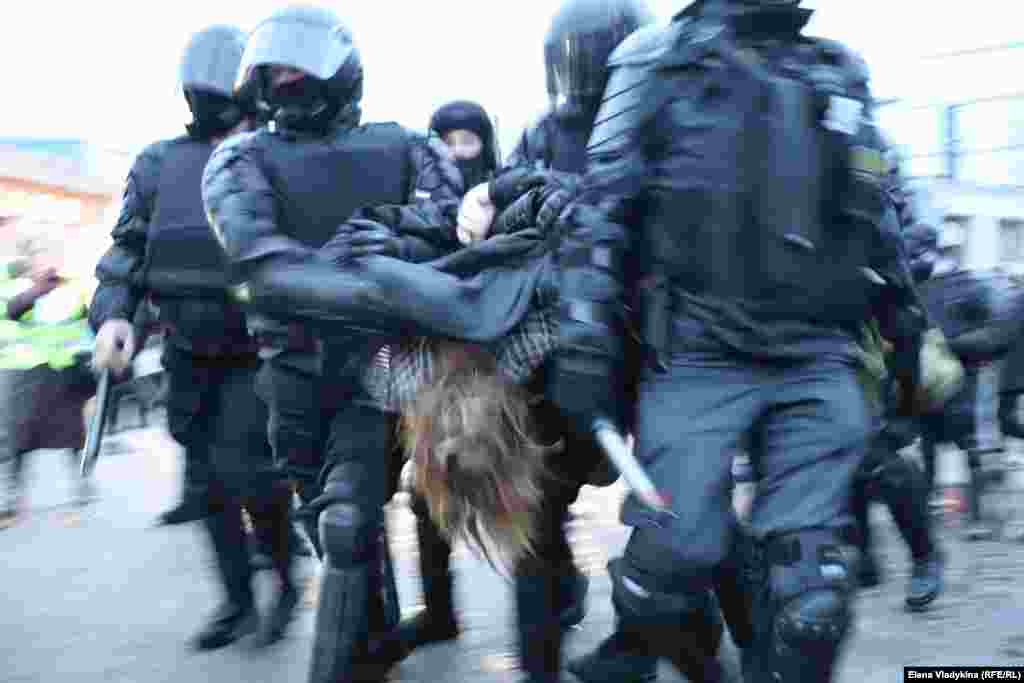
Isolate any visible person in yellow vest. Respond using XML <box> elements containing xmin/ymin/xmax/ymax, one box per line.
<box><xmin>0</xmin><ymin>236</ymin><xmax>98</xmax><ymax>526</ymax></box>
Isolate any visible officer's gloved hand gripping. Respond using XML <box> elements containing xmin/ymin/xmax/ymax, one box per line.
<box><xmin>93</xmin><ymin>319</ymin><xmax>136</xmax><ymax>377</ymax></box>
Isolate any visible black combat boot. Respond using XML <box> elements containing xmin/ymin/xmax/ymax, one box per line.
<box><xmin>192</xmin><ymin>502</ymin><xmax>258</xmax><ymax>650</ymax></box>
<box><xmin>190</xmin><ymin>602</ymin><xmax>259</xmax><ymax>651</ymax></box>
<box><xmin>568</xmin><ymin>625</ymin><xmax>659</xmax><ymax>683</ymax></box>
<box><xmin>157</xmin><ymin>451</ymin><xmax>212</xmax><ymax>526</ymax></box>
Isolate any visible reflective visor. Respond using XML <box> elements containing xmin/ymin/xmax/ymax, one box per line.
<box><xmin>236</xmin><ymin>16</ymin><xmax>354</xmax><ymax>89</ymax></box>
<box><xmin>177</xmin><ymin>25</ymin><xmax>246</xmax><ymax>96</ymax></box>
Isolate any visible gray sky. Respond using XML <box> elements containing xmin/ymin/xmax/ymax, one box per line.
<box><xmin>0</xmin><ymin>0</ymin><xmax>1018</xmax><ymax>157</ymax></box>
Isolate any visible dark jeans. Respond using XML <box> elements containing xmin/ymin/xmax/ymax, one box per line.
<box><xmin>622</xmin><ymin>350</ymin><xmax>868</xmax><ymax>590</ymax></box>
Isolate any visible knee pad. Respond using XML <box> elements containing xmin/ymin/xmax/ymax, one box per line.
<box><xmin>319</xmin><ymin>502</ymin><xmax>379</xmax><ymax>568</ymax></box>
<box><xmin>756</xmin><ymin>530</ymin><xmax>855</xmax><ymax>682</ymax></box>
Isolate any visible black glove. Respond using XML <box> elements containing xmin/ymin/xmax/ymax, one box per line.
<box><xmin>323</xmin><ymin>219</ymin><xmax>409</xmax><ymax>262</ymax></box>
<box><xmin>488</xmin><ymin>167</ymin><xmax>551</xmax><ymax>211</ymax></box>
<box><xmin>490</xmin><ymin>188</ymin><xmax>541</xmax><ymax>236</ymax></box>
<box><xmin>489</xmin><ymin>179</ymin><xmax>580</xmax><ymax>237</ymax></box>
<box><xmin>535</xmin><ymin>185</ymin><xmax>577</xmax><ymax>233</ymax></box>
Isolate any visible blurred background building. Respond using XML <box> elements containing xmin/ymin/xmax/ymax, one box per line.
<box><xmin>0</xmin><ymin>138</ymin><xmax>131</xmax><ymax>281</ymax></box>
<box><xmin>877</xmin><ymin>42</ymin><xmax>1024</xmax><ymax>275</ymax></box>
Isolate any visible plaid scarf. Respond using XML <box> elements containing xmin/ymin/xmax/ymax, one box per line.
<box><xmin>362</xmin><ymin>303</ymin><xmax>558</xmax><ymax>412</ymax></box>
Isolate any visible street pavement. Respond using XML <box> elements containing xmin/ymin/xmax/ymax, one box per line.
<box><xmin>2</xmin><ymin>414</ymin><xmax>1024</xmax><ymax>683</ymax></box>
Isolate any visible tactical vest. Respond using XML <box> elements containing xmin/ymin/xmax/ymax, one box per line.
<box><xmin>259</xmin><ymin>122</ymin><xmax>410</xmax><ymax>248</ymax></box>
<box><xmin>647</xmin><ymin>25</ymin><xmax>887</xmax><ymax>327</ymax></box>
<box><xmin>146</xmin><ymin>138</ymin><xmax>229</xmax><ymax>296</ymax></box>
<box><xmin>145</xmin><ymin>137</ymin><xmax>249</xmax><ymax>351</ymax></box>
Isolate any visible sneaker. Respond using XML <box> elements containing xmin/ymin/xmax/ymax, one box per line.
<box><xmin>906</xmin><ymin>552</ymin><xmax>944</xmax><ymax>611</ymax></box>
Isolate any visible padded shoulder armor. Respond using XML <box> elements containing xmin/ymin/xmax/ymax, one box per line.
<box><xmin>211</xmin><ymin>128</ymin><xmax>265</xmax><ymax>159</ymax></box>
<box><xmin>608</xmin><ymin>20</ymin><xmax>675</xmax><ymax>67</ymax></box>
<box><xmin>589</xmin><ymin>23</ymin><xmax>679</xmax><ymax>160</ymax></box>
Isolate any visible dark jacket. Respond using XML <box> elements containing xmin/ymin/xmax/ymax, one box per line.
<box><xmin>553</xmin><ymin>6</ymin><xmax>929</xmax><ymax>391</ymax></box>
<box><xmin>200</xmin><ymin>118</ymin><xmax>463</xmax><ymax>345</ymax></box>
<box><xmin>90</xmin><ymin>136</ymin><xmax>252</xmax><ymax>355</ymax></box>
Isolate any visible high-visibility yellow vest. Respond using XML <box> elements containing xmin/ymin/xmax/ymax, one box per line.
<box><xmin>0</xmin><ymin>270</ymin><xmax>94</xmax><ymax>371</ymax></box>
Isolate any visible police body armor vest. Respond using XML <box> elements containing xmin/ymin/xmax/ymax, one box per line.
<box><xmin>645</xmin><ymin>25</ymin><xmax>886</xmax><ymax>328</ymax></box>
<box><xmin>259</xmin><ymin>122</ymin><xmax>410</xmax><ymax>248</ymax></box>
<box><xmin>146</xmin><ymin>138</ymin><xmax>229</xmax><ymax>296</ymax></box>
<box><xmin>145</xmin><ymin>137</ymin><xmax>249</xmax><ymax>351</ymax></box>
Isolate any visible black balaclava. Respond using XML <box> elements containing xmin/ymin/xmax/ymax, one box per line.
<box><xmin>184</xmin><ymin>89</ymin><xmax>243</xmax><ymax>139</ymax></box>
<box><xmin>429</xmin><ymin>100</ymin><xmax>498</xmax><ymax>189</ymax></box>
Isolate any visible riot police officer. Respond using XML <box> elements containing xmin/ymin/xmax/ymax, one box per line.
<box><xmin>90</xmin><ymin>25</ymin><xmax>298</xmax><ymax>650</ymax></box>
<box><xmin>548</xmin><ymin>1</ymin><xmax>949</xmax><ymax>680</ymax></box>
<box><xmin>201</xmin><ymin>7</ymin><xmax>463</xmax><ymax>682</ymax></box>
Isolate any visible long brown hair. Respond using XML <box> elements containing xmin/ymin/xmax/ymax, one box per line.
<box><xmin>400</xmin><ymin>339</ymin><xmax>560</xmax><ymax>569</ymax></box>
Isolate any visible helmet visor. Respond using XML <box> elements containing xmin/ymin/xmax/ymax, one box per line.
<box><xmin>177</xmin><ymin>26</ymin><xmax>246</xmax><ymax>96</ymax></box>
<box><xmin>237</xmin><ymin>16</ymin><xmax>354</xmax><ymax>88</ymax></box>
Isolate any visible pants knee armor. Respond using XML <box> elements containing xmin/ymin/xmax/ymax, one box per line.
<box><xmin>753</xmin><ymin>530</ymin><xmax>855</xmax><ymax>682</ymax></box>
<box><xmin>319</xmin><ymin>502</ymin><xmax>379</xmax><ymax>568</ymax></box>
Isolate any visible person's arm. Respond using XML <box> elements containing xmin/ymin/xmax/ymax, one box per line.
<box><xmin>89</xmin><ymin>142</ymin><xmax>166</xmax><ymax>332</ymax></box>
<box><xmin>550</xmin><ymin>25</ymin><xmax>670</xmax><ymax>434</ymax></box>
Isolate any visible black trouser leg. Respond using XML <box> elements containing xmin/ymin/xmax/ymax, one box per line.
<box><xmin>204</xmin><ymin>490</ymin><xmax>256</xmax><ymax>610</ymax></box>
<box><xmin>875</xmin><ymin>453</ymin><xmax>936</xmax><ymax>560</ymax></box>
<box><xmin>307</xmin><ymin>393</ymin><xmax>397</xmax><ymax>683</ymax></box>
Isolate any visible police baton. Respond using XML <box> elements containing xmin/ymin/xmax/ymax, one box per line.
<box><xmin>80</xmin><ymin>368</ymin><xmax>112</xmax><ymax>478</ymax></box>
<box><xmin>591</xmin><ymin>418</ymin><xmax>676</xmax><ymax>518</ymax></box>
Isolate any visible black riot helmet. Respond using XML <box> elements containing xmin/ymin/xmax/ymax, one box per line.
<box><xmin>178</xmin><ymin>25</ymin><xmax>248</xmax><ymax>139</ymax></box>
<box><xmin>235</xmin><ymin>5</ymin><xmax>363</xmax><ymax>134</ymax></box>
<box><xmin>903</xmin><ymin>222</ymin><xmax>941</xmax><ymax>283</ymax></box>
<box><xmin>544</xmin><ymin>0</ymin><xmax>655</xmax><ymax>119</ymax></box>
